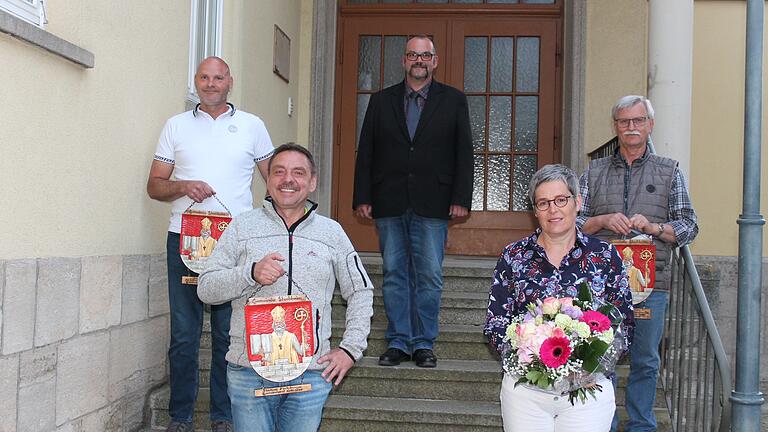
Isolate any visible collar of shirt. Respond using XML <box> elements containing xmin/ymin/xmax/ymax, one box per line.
<box><xmin>405</xmin><ymin>81</ymin><xmax>431</xmax><ymax>101</ymax></box>
<box><xmin>527</xmin><ymin>227</ymin><xmax>589</xmax><ymax>262</ymax></box>
<box><xmin>611</xmin><ymin>141</ymin><xmax>650</xmax><ymax>168</ymax></box>
<box><xmin>193</xmin><ymin>102</ymin><xmax>236</xmax><ymax>119</ymax></box>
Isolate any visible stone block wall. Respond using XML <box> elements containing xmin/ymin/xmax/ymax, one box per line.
<box><xmin>0</xmin><ymin>254</ymin><xmax>169</xmax><ymax>432</ymax></box>
<box><xmin>695</xmin><ymin>254</ymin><xmax>768</xmax><ymax>427</ymax></box>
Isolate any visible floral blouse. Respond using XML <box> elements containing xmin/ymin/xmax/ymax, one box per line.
<box><xmin>484</xmin><ymin>228</ymin><xmax>635</xmax><ymax>356</ymax></box>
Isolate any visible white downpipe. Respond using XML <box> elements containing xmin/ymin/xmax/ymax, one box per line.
<box><xmin>647</xmin><ymin>0</ymin><xmax>694</xmax><ymax>179</ymax></box>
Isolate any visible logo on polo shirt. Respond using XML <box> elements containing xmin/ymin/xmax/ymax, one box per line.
<box><xmin>229</xmin><ymin>125</ymin><xmax>238</xmax><ymax>133</ymax></box>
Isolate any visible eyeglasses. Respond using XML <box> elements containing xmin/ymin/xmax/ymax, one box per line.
<box><xmin>405</xmin><ymin>51</ymin><xmax>435</xmax><ymax>61</ymax></box>
<box><xmin>614</xmin><ymin>116</ymin><xmax>648</xmax><ymax>128</ymax></box>
<box><xmin>534</xmin><ymin>195</ymin><xmax>575</xmax><ymax>211</ymax></box>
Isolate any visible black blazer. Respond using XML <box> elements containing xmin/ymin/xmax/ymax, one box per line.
<box><xmin>353</xmin><ymin>80</ymin><xmax>474</xmax><ymax>219</ymax></box>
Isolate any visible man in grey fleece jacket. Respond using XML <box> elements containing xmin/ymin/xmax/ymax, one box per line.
<box><xmin>198</xmin><ymin>143</ymin><xmax>373</xmax><ymax>432</ymax></box>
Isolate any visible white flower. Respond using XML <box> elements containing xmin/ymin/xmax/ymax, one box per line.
<box><xmin>597</xmin><ymin>327</ymin><xmax>614</xmax><ymax>344</ymax></box>
<box><xmin>574</xmin><ymin>322</ymin><xmax>591</xmax><ymax>338</ymax></box>
<box><xmin>554</xmin><ymin>313</ymin><xmax>573</xmax><ymax>330</ymax></box>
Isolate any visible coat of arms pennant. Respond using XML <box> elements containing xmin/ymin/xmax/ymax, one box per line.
<box><xmin>612</xmin><ymin>239</ymin><xmax>656</xmax><ymax>305</ymax></box>
<box><xmin>244</xmin><ymin>295</ymin><xmax>315</xmax><ymax>396</ymax></box>
<box><xmin>179</xmin><ymin>196</ymin><xmax>232</xmax><ymax>276</ymax></box>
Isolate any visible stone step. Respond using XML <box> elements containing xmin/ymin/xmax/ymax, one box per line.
<box><xmin>320</xmin><ymin>394</ymin><xmax>502</xmax><ymax>432</ymax></box>
<box><xmin>333</xmin><ymin>357</ymin><xmax>502</xmax><ymax>402</ymax></box>
<box><xmin>360</xmin><ymin>254</ymin><xmax>496</xmax><ymax>294</ymax></box>
<box><xmin>332</xmin><ymin>321</ymin><xmax>497</xmax><ymax>361</ymax></box>
<box><xmin>332</xmin><ymin>289</ymin><xmax>487</xmax><ymax>326</ymax></box>
<box><xmin>147</xmin><ymin>383</ymin><xmax>669</xmax><ymax>432</ymax></box>
<box><xmin>148</xmin><ymin>386</ymin><xmax>211</xmax><ymax>431</ymax></box>
<box><xmin>616</xmin><ymin>408</ymin><xmax>672</xmax><ymax>432</ymax></box>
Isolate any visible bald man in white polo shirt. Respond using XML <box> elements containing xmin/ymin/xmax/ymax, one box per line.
<box><xmin>147</xmin><ymin>56</ymin><xmax>274</xmax><ymax>432</ymax></box>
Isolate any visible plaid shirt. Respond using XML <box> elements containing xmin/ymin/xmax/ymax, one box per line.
<box><xmin>404</xmin><ymin>81</ymin><xmax>431</xmax><ymax>116</ymax></box>
<box><xmin>576</xmin><ymin>147</ymin><xmax>698</xmax><ymax>247</ymax></box>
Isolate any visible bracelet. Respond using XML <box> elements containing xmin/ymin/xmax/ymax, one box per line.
<box><xmin>657</xmin><ymin>223</ymin><xmax>665</xmax><ymax>237</ymax></box>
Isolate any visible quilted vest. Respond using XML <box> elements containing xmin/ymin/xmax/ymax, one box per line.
<box><xmin>587</xmin><ymin>145</ymin><xmax>678</xmax><ymax>289</ymax></box>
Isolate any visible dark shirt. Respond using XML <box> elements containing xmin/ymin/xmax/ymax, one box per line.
<box><xmin>484</xmin><ymin>228</ymin><xmax>635</xmax><ymax>356</ymax></box>
<box><xmin>404</xmin><ymin>82</ymin><xmax>430</xmax><ymax>116</ymax></box>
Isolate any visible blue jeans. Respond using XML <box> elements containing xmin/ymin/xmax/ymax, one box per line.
<box><xmin>166</xmin><ymin>232</ymin><xmax>232</xmax><ymax>423</ymax></box>
<box><xmin>375</xmin><ymin>210</ymin><xmax>448</xmax><ymax>352</ymax></box>
<box><xmin>227</xmin><ymin>364</ymin><xmax>332</xmax><ymax>432</ymax></box>
<box><xmin>612</xmin><ymin>289</ymin><xmax>669</xmax><ymax>432</ymax></box>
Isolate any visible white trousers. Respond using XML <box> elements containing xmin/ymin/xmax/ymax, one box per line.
<box><xmin>500</xmin><ymin>374</ymin><xmax>615</xmax><ymax>432</ymax></box>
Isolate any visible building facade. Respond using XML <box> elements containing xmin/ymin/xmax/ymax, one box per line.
<box><xmin>0</xmin><ymin>0</ymin><xmax>765</xmax><ymax>429</ymax></box>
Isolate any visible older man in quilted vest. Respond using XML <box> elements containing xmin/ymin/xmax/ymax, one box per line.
<box><xmin>577</xmin><ymin>95</ymin><xmax>698</xmax><ymax>432</ymax></box>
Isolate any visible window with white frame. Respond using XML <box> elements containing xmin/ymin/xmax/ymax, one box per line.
<box><xmin>0</xmin><ymin>0</ymin><xmax>46</xmax><ymax>28</ymax></box>
<box><xmin>188</xmin><ymin>0</ymin><xmax>223</xmax><ymax>101</ymax></box>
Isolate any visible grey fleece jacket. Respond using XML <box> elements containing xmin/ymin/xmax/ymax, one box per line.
<box><xmin>198</xmin><ymin>198</ymin><xmax>374</xmax><ymax>370</ymax></box>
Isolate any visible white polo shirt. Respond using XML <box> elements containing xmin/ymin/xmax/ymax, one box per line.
<box><xmin>154</xmin><ymin>104</ymin><xmax>274</xmax><ymax>233</ymax></box>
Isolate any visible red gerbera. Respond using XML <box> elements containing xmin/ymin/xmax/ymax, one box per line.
<box><xmin>580</xmin><ymin>310</ymin><xmax>611</xmax><ymax>333</ymax></box>
<box><xmin>539</xmin><ymin>336</ymin><xmax>572</xmax><ymax>368</ymax></box>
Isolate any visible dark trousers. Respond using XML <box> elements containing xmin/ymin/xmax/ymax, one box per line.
<box><xmin>166</xmin><ymin>232</ymin><xmax>232</xmax><ymax>422</ymax></box>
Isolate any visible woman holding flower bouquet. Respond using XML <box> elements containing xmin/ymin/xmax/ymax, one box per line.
<box><xmin>484</xmin><ymin>164</ymin><xmax>634</xmax><ymax>431</ymax></box>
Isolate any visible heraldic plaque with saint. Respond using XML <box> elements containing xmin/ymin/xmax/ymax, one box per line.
<box><xmin>245</xmin><ymin>295</ymin><xmax>315</xmax><ymax>396</ymax></box>
<box><xmin>179</xmin><ymin>210</ymin><xmax>231</xmax><ymax>275</ymax></box>
<box><xmin>612</xmin><ymin>239</ymin><xmax>656</xmax><ymax>305</ymax></box>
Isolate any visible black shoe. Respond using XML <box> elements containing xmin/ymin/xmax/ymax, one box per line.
<box><xmin>413</xmin><ymin>349</ymin><xmax>437</xmax><ymax>368</ymax></box>
<box><xmin>379</xmin><ymin>348</ymin><xmax>411</xmax><ymax>366</ymax></box>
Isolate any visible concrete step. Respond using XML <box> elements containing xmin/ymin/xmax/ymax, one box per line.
<box><xmin>616</xmin><ymin>408</ymin><xmax>672</xmax><ymax>432</ymax></box>
<box><xmin>148</xmin><ymin>386</ymin><xmax>211</xmax><ymax>431</ymax></box>
<box><xmin>332</xmin><ymin>320</ymin><xmax>497</xmax><ymax>361</ymax></box>
<box><xmin>332</xmin><ymin>357</ymin><xmax>502</xmax><ymax>402</ymax></box>
<box><xmin>332</xmin><ymin>289</ymin><xmax>487</xmax><ymax>326</ymax></box>
<box><xmin>320</xmin><ymin>394</ymin><xmax>502</xmax><ymax>432</ymax></box>
<box><xmin>360</xmin><ymin>254</ymin><xmax>496</xmax><ymax>294</ymax></box>
<box><xmin>177</xmin><ymin>256</ymin><xmax>672</xmax><ymax>432</ymax></box>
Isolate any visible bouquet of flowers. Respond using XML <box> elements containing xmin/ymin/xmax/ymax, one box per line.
<box><xmin>502</xmin><ymin>281</ymin><xmax>626</xmax><ymax>405</ymax></box>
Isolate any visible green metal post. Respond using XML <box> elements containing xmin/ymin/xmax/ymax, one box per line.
<box><xmin>730</xmin><ymin>0</ymin><xmax>765</xmax><ymax>430</ymax></box>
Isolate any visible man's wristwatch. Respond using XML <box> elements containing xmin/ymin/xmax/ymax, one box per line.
<box><xmin>657</xmin><ymin>223</ymin><xmax>665</xmax><ymax>237</ymax></box>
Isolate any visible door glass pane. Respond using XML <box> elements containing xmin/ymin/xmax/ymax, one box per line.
<box><xmin>468</xmin><ymin>96</ymin><xmax>487</xmax><ymax>152</ymax></box>
<box><xmin>382</xmin><ymin>0</ymin><xmax>411</xmax><ymax>2</ymax></box>
<box><xmin>523</xmin><ymin>0</ymin><xmax>555</xmax><ymax>3</ymax></box>
<box><xmin>347</xmin><ymin>0</ymin><xmax>378</xmax><ymax>3</ymax></box>
<box><xmin>356</xmin><ymin>94</ymin><xmax>372</xmax><ymax>149</ymax></box>
<box><xmin>513</xmin><ymin>155</ymin><xmax>536</xmax><ymax>211</ymax></box>
<box><xmin>516</xmin><ymin>37</ymin><xmax>539</xmax><ymax>92</ymax></box>
<box><xmin>490</xmin><ymin>37</ymin><xmax>513</xmax><ymax>92</ymax></box>
<box><xmin>488</xmin><ymin>155</ymin><xmax>511</xmax><ymax>211</ymax></box>
<box><xmin>453</xmin><ymin>0</ymin><xmax>482</xmax><ymax>2</ymax></box>
<box><xmin>417</xmin><ymin>0</ymin><xmax>448</xmax><ymax>2</ymax></box>
<box><xmin>488</xmin><ymin>0</ymin><xmax>519</xmax><ymax>3</ymax></box>
<box><xmin>514</xmin><ymin>96</ymin><xmax>538</xmax><ymax>151</ymax></box>
<box><xmin>489</xmin><ymin>96</ymin><xmax>511</xmax><ymax>152</ymax></box>
<box><xmin>472</xmin><ymin>155</ymin><xmax>486</xmax><ymax>211</ymax></box>
<box><xmin>464</xmin><ymin>37</ymin><xmax>487</xmax><ymax>93</ymax></box>
<box><xmin>358</xmin><ymin>36</ymin><xmax>381</xmax><ymax>91</ymax></box>
<box><xmin>383</xmin><ymin>36</ymin><xmax>407</xmax><ymax>88</ymax></box>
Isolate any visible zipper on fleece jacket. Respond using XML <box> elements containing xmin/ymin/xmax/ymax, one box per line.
<box><xmin>270</xmin><ymin>199</ymin><xmax>318</xmax><ymax>295</ymax></box>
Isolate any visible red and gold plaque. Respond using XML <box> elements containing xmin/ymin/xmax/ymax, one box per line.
<box><xmin>612</xmin><ymin>239</ymin><xmax>655</xmax><ymax>305</ymax></box>
<box><xmin>244</xmin><ymin>295</ymin><xmax>315</xmax><ymax>395</ymax></box>
<box><xmin>179</xmin><ymin>210</ymin><xmax>231</xmax><ymax>275</ymax></box>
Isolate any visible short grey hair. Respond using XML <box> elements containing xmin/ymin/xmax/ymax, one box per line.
<box><xmin>528</xmin><ymin>164</ymin><xmax>580</xmax><ymax>207</ymax></box>
<box><xmin>611</xmin><ymin>95</ymin><xmax>655</xmax><ymax>120</ymax></box>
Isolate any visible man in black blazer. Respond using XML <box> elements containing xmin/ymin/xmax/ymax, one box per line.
<box><xmin>353</xmin><ymin>35</ymin><xmax>473</xmax><ymax>368</ymax></box>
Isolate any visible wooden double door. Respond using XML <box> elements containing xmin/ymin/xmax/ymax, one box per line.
<box><xmin>332</xmin><ymin>10</ymin><xmax>562</xmax><ymax>256</ymax></box>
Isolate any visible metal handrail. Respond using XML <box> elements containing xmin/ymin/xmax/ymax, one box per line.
<box><xmin>587</xmin><ymin>136</ymin><xmax>732</xmax><ymax>431</ymax></box>
<box><xmin>661</xmin><ymin>247</ymin><xmax>732</xmax><ymax>431</ymax></box>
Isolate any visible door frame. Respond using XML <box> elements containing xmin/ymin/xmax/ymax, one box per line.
<box><xmin>307</xmin><ymin>0</ymin><xmax>587</xmax><ymax>255</ymax></box>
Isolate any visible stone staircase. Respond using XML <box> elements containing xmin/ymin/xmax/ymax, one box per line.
<box><xmin>146</xmin><ymin>255</ymin><xmax>671</xmax><ymax>431</ymax></box>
